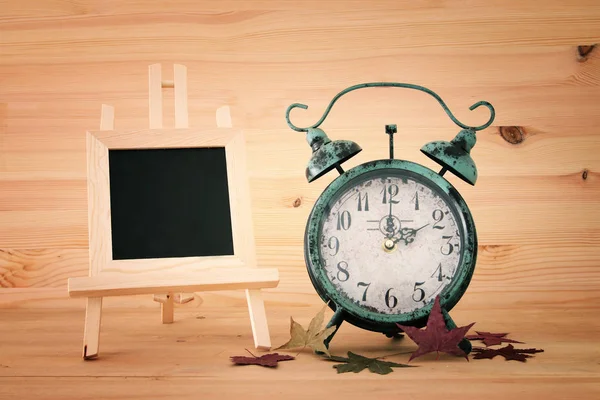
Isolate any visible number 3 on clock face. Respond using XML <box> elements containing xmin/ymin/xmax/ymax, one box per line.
<box><xmin>305</xmin><ymin>159</ymin><xmax>477</xmax><ymax>330</ymax></box>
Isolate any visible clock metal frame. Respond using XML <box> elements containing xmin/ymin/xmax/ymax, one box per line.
<box><xmin>304</xmin><ymin>159</ymin><xmax>477</xmax><ymax>336</ymax></box>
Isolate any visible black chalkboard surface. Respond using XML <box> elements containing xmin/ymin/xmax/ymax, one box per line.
<box><xmin>108</xmin><ymin>147</ymin><xmax>235</xmax><ymax>260</ymax></box>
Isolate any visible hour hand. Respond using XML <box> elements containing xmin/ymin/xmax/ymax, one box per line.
<box><xmin>392</xmin><ymin>228</ymin><xmax>416</xmax><ymax>245</ymax></box>
<box><xmin>392</xmin><ymin>223</ymin><xmax>429</xmax><ymax>245</ymax></box>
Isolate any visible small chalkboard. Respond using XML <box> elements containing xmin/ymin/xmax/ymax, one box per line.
<box><xmin>108</xmin><ymin>147</ymin><xmax>234</xmax><ymax>260</ymax></box>
<box><xmin>68</xmin><ymin>64</ymin><xmax>278</xmax><ymax>361</ymax></box>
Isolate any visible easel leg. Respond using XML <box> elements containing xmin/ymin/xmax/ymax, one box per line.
<box><xmin>161</xmin><ymin>293</ymin><xmax>174</xmax><ymax>324</ymax></box>
<box><xmin>245</xmin><ymin>289</ymin><xmax>271</xmax><ymax>350</ymax></box>
<box><xmin>83</xmin><ymin>297</ymin><xmax>103</xmax><ymax>360</ymax></box>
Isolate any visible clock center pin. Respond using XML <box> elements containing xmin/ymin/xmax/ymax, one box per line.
<box><xmin>383</xmin><ymin>239</ymin><xmax>396</xmax><ymax>252</ymax></box>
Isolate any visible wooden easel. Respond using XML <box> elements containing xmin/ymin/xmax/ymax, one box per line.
<box><xmin>68</xmin><ymin>64</ymin><xmax>279</xmax><ymax>359</ymax></box>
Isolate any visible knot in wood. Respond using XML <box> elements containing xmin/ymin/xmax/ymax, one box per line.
<box><xmin>577</xmin><ymin>45</ymin><xmax>596</xmax><ymax>62</ymax></box>
<box><xmin>499</xmin><ymin>126</ymin><xmax>525</xmax><ymax>144</ymax></box>
<box><xmin>293</xmin><ymin>197</ymin><xmax>302</xmax><ymax>208</ymax></box>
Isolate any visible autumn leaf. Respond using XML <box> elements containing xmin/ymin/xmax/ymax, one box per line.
<box><xmin>465</xmin><ymin>331</ymin><xmax>523</xmax><ymax>347</ymax></box>
<box><xmin>230</xmin><ymin>349</ymin><xmax>295</xmax><ymax>368</ymax></box>
<box><xmin>275</xmin><ymin>303</ymin><xmax>337</xmax><ymax>356</ymax></box>
<box><xmin>472</xmin><ymin>344</ymin><xmax>544</xmax><ymax>362</ymax></box>
<box><xmin>327</xmin><ymin>352</ymin><xmax>415</xmax><ymax>375</ymax></box>
<box><xmin>396</xmin><ymin>295</ymin><xmax>475</xmax><ymax>362</ymax></box>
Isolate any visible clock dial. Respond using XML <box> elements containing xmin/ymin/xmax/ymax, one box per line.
<box><xmin>319</xmin><ymin>173</ymin><xmax>463</xmax><ymax>315</ymax></box>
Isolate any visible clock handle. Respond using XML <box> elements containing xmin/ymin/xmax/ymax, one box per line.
<box><xmin>442</xmin><ymin>308</ymin><xmax>473</xmax><ymax>355</ymax></box>
<box><xmin>323</xmin><ymin>307</ymin><xmax>345</xmax><ymax>350</ymax></box>
<box><xmin>285</xmin><ymin>82</ymin><xmax>495</xmax><ymax>133</ymax></box>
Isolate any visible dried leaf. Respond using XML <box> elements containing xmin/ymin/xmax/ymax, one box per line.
<box><xmin>472</xmin><ymin>344</ymin><xmax>544</xmax><ymax>362</ymax></box>
<box><xmin>327</xmin><ymin>352</ymin><xmax>415</xmax><ymax>375</ymax></box>
<box><xmin>230</xmin><ymin>352</ymin><xmax>295</xmax><ymax>368</ymax></box>
<box><xmin>396</xmin><ymin>295</ymin><xmax>475</xmax><ymax>362</ymax></box>
<box><xmin>465</xmin><ymin>331</ymin><xmax>523</xmax><ymax>347</ymax></box>
<box><xmin>275</xmin><ymin>304</ymin><xmax>337</xmax><ymax>356</ymax></box>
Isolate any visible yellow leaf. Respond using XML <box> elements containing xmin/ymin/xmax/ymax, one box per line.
<box><xmin>275</xmin><ymin>317</ymin><xmax>308</xmax><ymax>350</ymax></box>
<box><xmin>275</xmin><ymin>304</ymin><xmax>335</xmax><ymax>356</ymax></box>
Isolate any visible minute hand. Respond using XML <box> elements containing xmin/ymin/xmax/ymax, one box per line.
<box><xmin>413</xmin><ymin>223</ymin><xmax>430</xmax><ymax>232</ymax></box>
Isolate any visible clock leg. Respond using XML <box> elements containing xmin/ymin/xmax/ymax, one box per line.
<box><xmin>441</xmin><ymin>308</ymin><xmax>472</xmax><ymax>354</ymax></box>
<box><xmin>384</xmin><ymin>332</ymin><xmax>404</xmax><ymax>340</ymax></box>
<box><xmin>323</xmin><ymin>307</ymin><xmax>345</xmax><ymax>350</ymax></box>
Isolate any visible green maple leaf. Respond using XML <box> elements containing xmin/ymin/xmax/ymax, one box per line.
<box><xmin>275</xmin><ymin>304</ymin><xmax>337</xmax><ymax>356</ymax></box>
<box><xmin>328</xmin><ymin>352</ymin><xmax>415</xmax><ymax>375</ymax></box>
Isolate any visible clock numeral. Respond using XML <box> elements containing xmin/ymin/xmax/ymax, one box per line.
<box><xmin>357</xmin><ymin>282</ymin><xmax>371</xmax><ymax>301</ymax></box>
<box><xmin>432</xmin><ymin>209</ymin><xmax>446</xmax><ymax>230</ymax></box>
<box><xmin>385</xmin><ymin>288</ymin><xmax>398</xmax><ymax>309</ymax></box>
<box><xmin>337</xmin><ymin>211</ymin><xmax>352</xmax><ymax>230</ymax></box>
<box><xmin>357</xmin><ymin>192</ymin><xmax>369</xmax><ymax>212</ymax></box>
<box><xmin>412</xmin><ymin>281</ymin><xmax>425</xmax><ymax>302</ymax></box>
<box><xmin>336</xmin><ymin>261</ymin><xmax>350</xmax><ymax>282</ymax></box>
<box><xmin>327</xmin><ymin>236</ymin><xmax>340</xmax><ymax>256</ymax></box>
<box><xmin>431</xmin><ymin>263</ymin><xmax>445</xmax><ymax>282</ymax></box>
<box><xmin>381</xmin><ymin>184</ymin><xmax>399</xmax><ymax>204</ymax></box>
<box><xmin>411</xmin><ymin>192</ymin><xmax>420</xmax><ymax>210</ymax></box>
<box><xmin>440</xmin><ymin>235</ymin><xmax>454</xmax><ymax>255</ymax></box>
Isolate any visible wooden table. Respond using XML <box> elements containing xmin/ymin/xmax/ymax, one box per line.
<box><xmin>1</xmin><ymin>292</ymin><xmax>598</xmax><ymax>400</ymax></box>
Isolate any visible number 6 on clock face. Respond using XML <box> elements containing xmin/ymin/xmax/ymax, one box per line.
<box><xmin>304</xmin><ymin>159</ymin><xmax>477</xmax><ymax>332</ymax></box>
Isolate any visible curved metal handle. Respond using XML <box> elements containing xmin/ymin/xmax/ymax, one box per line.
<box><xmin>285</xmin><ymin>82</ymin><xmax>495</xmax><ymax>132</ymax></box>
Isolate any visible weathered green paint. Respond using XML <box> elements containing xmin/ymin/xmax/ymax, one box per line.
<box><xmin>287</xmin><ymin>82</ymin><xmax>493</xmax><ymax>351</ymax></box>
<box><xmin>305</xmin><ymin>128</ymin><xmax>362</xmax><ymax>182</ymax></box>
<box><xmin>304</xmin><ymin>159</ymin><xmax>478</xmax><ymax>337</ymax></box>
<box><xmin>420</xmin><ymin>128</ymin><xmax>478</xmax><ymax>185</ymax></box>
<box><xmin>286</xmin><ymin>82</ymin><xmax>495</xmax><ymax>133</ymax></box>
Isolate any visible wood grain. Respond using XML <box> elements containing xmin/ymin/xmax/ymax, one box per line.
<box><xmin>0</xmin><ymin>301</ymin><xmax>598</xmax><ymax>399</ymax></box>
<box><xmin>0</xmin><ymin>0</ymin><xmax>599</xmax><ymax>321</ymax></box>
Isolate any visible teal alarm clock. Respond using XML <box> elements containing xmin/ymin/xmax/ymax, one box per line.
<box><xmin>286</xmin><ymin>82</ymin><xmax>495</xmax><ymax>351</ymax></box>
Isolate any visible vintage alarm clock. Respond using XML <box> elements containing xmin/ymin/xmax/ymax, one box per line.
<box><xmin>285</xmin><ymin>82</ymin><xmax>495</xmax><ymax>352</ymax></box>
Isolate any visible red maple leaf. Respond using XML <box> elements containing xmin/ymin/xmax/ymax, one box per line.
<box><xmin>230</xmin><ymin>350</ymin><xmax>295</xmax><ymax>368</ymax></box>
<box><xmin>472</xmin><ymin>344</ymin><xmax>544</xmax><ymax>362</ymax></box>
<box><xmin>396</xmin><ymin>295</ymin><xmax>475</xmax><ymax>362</ymax></box>
<box><xmin>465</xmin><ymin>331</ymin><xmax>523</xmax><ymax>347</ymax></box>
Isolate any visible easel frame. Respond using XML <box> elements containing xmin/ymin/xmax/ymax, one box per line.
<box><xmin>68</xmin><ymin>64</ymin><xmax>278</xmax><ymax>359</ymax></box>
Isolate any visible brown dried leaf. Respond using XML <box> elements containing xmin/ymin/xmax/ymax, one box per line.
<box><xmin>230</xmin><ymin>352</ymin><xmax>295</xmax><ymax>368</ymax></box>
<box><xmin>465</xmin><ymin>331</ymin><xmax>523</xmax><ymax>347</ymax></box>
<box><xmin>472</xmin><ymin>344</ymin><xmax>544</xmax><ymax>362</ymax></box>
<box><xmin>396</xmin><ymin>295</ymin><xmax>475</xmax><ymax>362</ymax></box>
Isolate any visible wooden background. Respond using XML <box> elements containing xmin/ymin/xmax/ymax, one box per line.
<box><xmin>1</xmin><ymin>2</ymin><xmax>599</xmax><ymax>310</ymax></box>
<box><xmin>1</xmin><ymin>2</ymin><xmax>600</xmax><ymax>399</ymax></box>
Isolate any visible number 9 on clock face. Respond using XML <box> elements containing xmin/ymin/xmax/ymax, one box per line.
<box><xmin>304</xmin><ymin>159</ymin><xmax>477</xmax><ymax>332</ymax></box>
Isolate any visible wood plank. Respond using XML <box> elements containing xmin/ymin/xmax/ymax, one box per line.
<box><xmin>0</xmin><ymin>303</ymin><xmax>598</xmax><ymax>399</ymax></box>
<box><xmin>173</xmin><ymin>64</ymin><xmax>189</xmax><ymax>129</ymax></box>
<box><xmin>0</xmin><ymin>248</ymin><xmax>87</xmax><ymax>288</ymax></box>
<box><xmin>0</xmin><ymin>378</ymin><xmax>597</xmax><ymax>400</ymax></box>
<box><xmin>0</xmin><ymin>179</ymin><xmax>86</xmax><ymax>211</ymax></box>
<box><xmin>0</xmin><ymin>210</ymin><xmax>88</xmax><ymax>248</ymax></box>
<box><xmin>1</xmin><ymin>6</ymin><xmax>599</xmax><ymax>66</ymax></box>
<box><xmin>3</xmin><ymin>243</ymin><xmax>599</xmax><ymax>296</ymax></box>
<box><xmin>68</xmin><ymin>268</ymin><xmax>280</xmax><ymax>297</ymax></box>
<box><xmin>1</xmin><ymin>0</ymin><xmax>600</xmax><ymax>18</ymax></box>
<box><xmin>91</xmin><ymin>128</ymin><xmax>236</xmax><ymax>149</ymax></box>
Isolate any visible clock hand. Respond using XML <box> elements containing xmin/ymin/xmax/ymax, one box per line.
<box><xmin>385</xmin><ymin>201</ymin><xmax>395</xmax><ymax>237</ymax></box>
<box><xmin>392</xmin><ymin>228</ymin><xmax>415</xmax><ymax>245</ymax></box>
<box><xmin>392</xmin><ymin>224</ymin><xmax>429</xmax><ymax>245</ymax></box>
<box><xmin>413</xmin><ymin>223</ymin><xmax>430</xmax><ymax>232</ymax></box>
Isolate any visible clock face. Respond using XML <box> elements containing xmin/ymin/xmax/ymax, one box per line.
<box><xmin>317</xmin><ymin>169</ymin><xmax>465</xmax><ymax>316</ymax></box>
